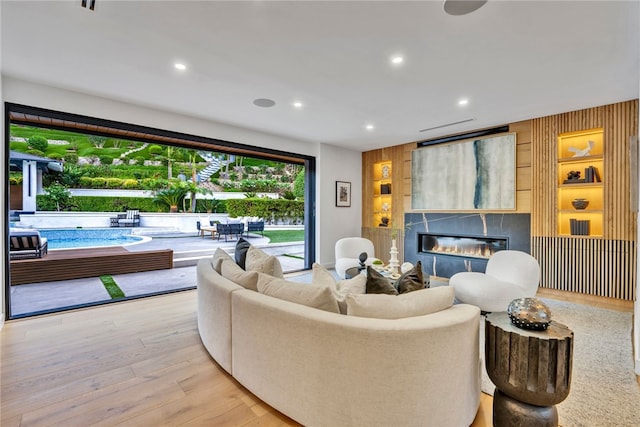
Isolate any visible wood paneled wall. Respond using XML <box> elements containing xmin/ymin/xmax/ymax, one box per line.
<box><xmin>530</xmin><ymin>100</ymin><xmax>638</xmax><ymax>300</ymax></box>
<box><xmin>363</xmin><ymin>100</ymin><xmax>638</xmax><ymax>300</ymax></box>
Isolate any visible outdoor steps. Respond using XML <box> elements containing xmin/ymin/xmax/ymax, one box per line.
<box><xmin>173</xmin><ymin>249</ymin><xmax>216</xmax><ymax>268</ymax></box>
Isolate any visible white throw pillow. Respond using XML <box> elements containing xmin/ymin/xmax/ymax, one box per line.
<box><xmin>257</xmin><ymin>274</ymin><xmax>340</xmax><ymax>314</ymax></box>
<box><xmin>212</xmin><ymin>248</ymin><xmax>234</xmax><ymax>274</ymax></box>
<box><xmin>245</xmin><ymin>246</ymin><xmax>284</xmax><ymax>278</ymax></box>
<box><xmin>345</xmin><ymin>286</ymin><xmax>454</xmax><ymax>319</ymax></box>
<box><xmin>311</xmin><ymin>263</ymin><xmax>366</xmax><ymax>314</ymax></box>
<box><xmin>220</xmin><ymin>259</ymin><xmax>259</xmax><ymax>291</ymax></box>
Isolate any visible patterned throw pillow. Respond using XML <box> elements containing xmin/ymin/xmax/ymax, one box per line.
<box><xmin>397</xmin><ymin>261</ymin><xmax>429</xmax><ymax>294</ymax></box>
<box><xmin>365</xmin><ymin>266</ymin><xmax>398</xmax><ymax>295</ymax></box>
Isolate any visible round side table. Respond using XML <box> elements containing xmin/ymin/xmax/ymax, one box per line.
<box><xmin>485</xmin><ymin>312</ymin><xmax>573</xmax><ymax>427</ymax></box>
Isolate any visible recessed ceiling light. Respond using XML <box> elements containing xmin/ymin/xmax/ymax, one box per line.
<box><xmin>458</xmin><ymin>99</ymin><xmax>469</xmax><ymax>106</ymax></box>
<box><xmin>365</xmin><ymin>124</ymin><xmax>375</xmax><ymax>131</ymax></box>
<box><xmin>293</xmin><ymin>101</ymin><xmax>303</xmax><ymax>108</ymax></box>
<box><xmin>443</xmin><ymin>0</ymin><xmax>487</xmax><ymax>16</ymax></box>
<box><xmin>391</xmin><ymin>56</ymin><xmax>404</xmax><ymax>65</ymax></box>
<box><xmin>253</xmin><ymin>98</ymin><xmax>276</xmax><ymax>108</ymax></box>
<box><xmin>174</xmin><ymin>63</ymin><xmax>187</xmax><ymax>71</ymax></box>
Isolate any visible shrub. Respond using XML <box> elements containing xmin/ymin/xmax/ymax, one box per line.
<box><xmin>135</xmin><ymin>155</ymin><xmax>145</xmax><ymax>164</ymax></box>
<box><xmin>91</xmin><ymin>177</ymin><xmax>107</xmax><ymax>188</ymax></box>
<box><xmin>105</xmin><ymin>178</ymin><xmax>123</xmax><ymax>188</ymax></box>
<box><xmin>293</xmin><ymin>169</ymin><xmax>305</xmax><ymax>199</ymax></box>
<box><xmin>148</xmin><ymin>145</ymin><xmax>163</xmax><ymax>156</ymax></box>
<box><xmin>26</xmin><ymin>149</ymin><xmax>45</xmax><ymax>157</ymax></box>
<box><xmin>63</xmin><ymin>153</ymin><xmax>79</xmax><ymax>163</ymax></box>
<box><xmin>123</xmin><ymin>179</ymin><xmax>139</xmax><ymax>189</ymax></box>
<box><xmin>79</xmin><ymin>176</ymin><xmax>94</xmax><ymax>187</ymax></box>
<box><xmin>99</xmin><ymin>155</ymin><xmax>114</xmax><ymax>165</ymax></box>
<box><xmin>28</xmin><ymin>135</ymin><xmax>49</xmax><ymax>152</ymax></box>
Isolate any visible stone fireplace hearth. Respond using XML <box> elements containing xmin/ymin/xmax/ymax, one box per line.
<box><xmin>404</xmin><ymin>213</ymin><xmax>530</xmax><ymax>278</ymax></box>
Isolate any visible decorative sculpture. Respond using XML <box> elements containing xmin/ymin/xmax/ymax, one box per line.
<box><xmin>507</xmin><ymin>298</ymin><xmax>552</xmax><ymax>331</ymax></box>
<box><xmin>568</xmin><ymin>140</ymin><xmax>594</xmax><ymax>157</ymax></box>
<box><xmin>358</xmin><ymin>252</ymin><xmax>368</xmax><ymax>270</ymax></box>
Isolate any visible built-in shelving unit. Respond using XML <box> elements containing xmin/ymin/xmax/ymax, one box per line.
<box><xmin>372</xmin><ymin>161</ymin><xmax>393</xmax><ymax>228</ymax></box>
<box><xmin>556</xmin><ymin>128</ymin><xmax>604</xmax><ymax>237</ymax></box>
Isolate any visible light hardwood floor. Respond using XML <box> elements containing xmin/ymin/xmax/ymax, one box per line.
<box><xmin>0</xmin><ymin>289</ymin><xmax>631</xmax><ymax>427</ymax></box>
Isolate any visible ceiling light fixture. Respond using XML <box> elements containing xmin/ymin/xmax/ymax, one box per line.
<box><xmin>391</xmin><ymin>56</ymin><xmax>404</xmax><ymax>65</ymax></box>
<box><xmin>365</xmin><ymin>124</ymin><xmax>375</xmax><ymax>131</ymax></box>
<box><xmin>443</xmin><ymin>0</ymin><xmax>487</xmax><ymax>16</ymax></box>
<box><xmin>458</xmin><ymin>99</ymin><xmax>469</xmax><ymax>106</ymax></box>
<box><xmin>293</xmin><ymin>102</ymin><xmax>303</xmax><ymax>108</ymax></box>
<box><xmin>253</xmin><ymin>98</ymin><xmax>276</xmax><ymax>108</ymax></box>
<box><xmin>174</xmin><ymin>63</ymin><xmax>187</xmax><ymax>71</ymax></box>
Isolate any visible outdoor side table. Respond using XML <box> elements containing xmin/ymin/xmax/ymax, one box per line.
<box><xmin>485</xmin><ymin>312</ymin><xmax>573</xmax><ymax>427</ymax></box>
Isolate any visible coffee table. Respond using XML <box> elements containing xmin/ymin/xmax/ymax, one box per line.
<box><xmin>200</xmin><ymin>225</ymin><xmax>218</xmax><ymax>239</ymax></box>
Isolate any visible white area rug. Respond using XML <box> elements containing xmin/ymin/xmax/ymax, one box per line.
<box><xmin>482</xmin><ymin>299</ymin><xmax>640</xmax><ymax>427</ymax></box>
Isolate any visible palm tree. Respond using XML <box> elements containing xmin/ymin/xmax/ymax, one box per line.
<box><xmin>152</xmin><ymin>185</ymin><xmax>189</xmax><ymax>213</ymax></box>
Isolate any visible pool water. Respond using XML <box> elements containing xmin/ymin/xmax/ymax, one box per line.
<box><xmin>38</xmin><ymin>228</ymin><xmax>147</xmax><ymax>250</ymax></box>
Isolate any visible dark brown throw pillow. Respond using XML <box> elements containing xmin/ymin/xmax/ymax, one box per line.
<box><xmin>397</xmin><ymin>261</ymin><xmax>429</xmax><ymax>294</ymax></box>
<box><xmin>235</xmin><ymin>237</ymin><xmax>252</xmax><ymax>269</ymax></box>
<box><xmin>366</xmin><ymin>266</ymin><xmax>398</xmax><ymax>295</ymax></box>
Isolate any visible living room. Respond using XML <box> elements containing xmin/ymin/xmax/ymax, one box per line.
<box><xmin>1</xmin><ymin>1</ymin><xmax>640</xmax><ymax>426</ymax></box>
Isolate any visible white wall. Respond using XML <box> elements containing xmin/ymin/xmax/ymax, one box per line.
<box><xmin>316</xmin><ymin>143</ymin><xmax>362</xmax><ymax>267</ymax></box>
<box><xmin>1</xmin><ymin>77</ymin><xmax>362</xmax><ymax>316</ymax></box>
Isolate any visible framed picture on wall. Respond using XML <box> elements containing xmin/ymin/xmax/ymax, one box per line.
<box><xmin>336</xmin><ymin>181</ymin><xmax>351</xmax><ymax>207</ymax></box>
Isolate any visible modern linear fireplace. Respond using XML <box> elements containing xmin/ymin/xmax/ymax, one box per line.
<box><xmin>417</xmin><ymin>233</ymin><xmax>508</xmax><ymax>259</ymax></box>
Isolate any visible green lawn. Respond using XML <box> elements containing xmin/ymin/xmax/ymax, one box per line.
<box><xmin>262</xmin><ymin>229</ymin><xmax>304</xmax><ymax>243</ymax></box>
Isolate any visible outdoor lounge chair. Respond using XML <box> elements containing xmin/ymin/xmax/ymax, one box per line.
<box><xmin>10</xmin><ymin>228</ymin><xmax>48</xmax><ymax>260</ymax></box>
<box><xmin>116</xmin><ymin>210</ymin><xmax>140</xmax><ymax>227</ymax></box>
<box><xmin>245</xmin><ymin>221</ymin><xmax>265</xmax><ymax>237</ymax></box>
<box><xmin>217</xmin><ymin>223</ymin><xmax>244</xmax><ymax>241</ymax></box>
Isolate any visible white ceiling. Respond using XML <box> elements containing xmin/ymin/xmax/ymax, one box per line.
<box><xmin>1</xmin><ymin>1</ymin><xmax>638</xmax><ymax>152</ymax></box>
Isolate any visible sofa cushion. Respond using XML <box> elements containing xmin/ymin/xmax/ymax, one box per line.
<box><xmin>245</xmin><ymin>246</ymin><xmax>284</xmax><ymax>278</ymax></box>
<box><xmin>345</xmin><ymin>286</ymin><xmax>455</xmax><ymax>319</ymax></box>
<box><xmin>397</xmin><ymin>261</ymin><xmax>427</xmax><ymax>294</ymax></box>
<box><xmin>235</xmin><ymin>237</ymin><xmax>252</xmax><ymax>269</ymax></box>
<box><xmin>221</xmin><ymin>259</ymin><xmax>259</xmax><ymax>291</ymax></box>
<box><xmin>257</xmin><ymin>275</ymin><xmax>340</xmax><ymax>314</ymax></box>
<box><xmin>212</xmin><ymin>247</ymin><xmax>234</xmax><ymax>274</ymax></box>
<box><xmin>311</xmin><ymin>262</ymin><xmax>366</xmax><ymax>314</ymax></box>
<box><xmin>366</xmin><ymin>266</ymin><xmax>398</xmax><ymax>295</ymax></box>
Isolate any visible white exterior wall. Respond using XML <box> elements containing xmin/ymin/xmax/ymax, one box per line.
<box><xmin>1</xmin><ymin>77</ymin><xmax>362</xmax><ymax>316</ymax></box>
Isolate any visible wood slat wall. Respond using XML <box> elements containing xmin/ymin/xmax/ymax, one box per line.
<box><xmin>532</xmin><ymin>236</ymin><xmax>636</xmax><ymax>300</ymax></box>
<box><xmin>531</xmin><ymin>100</ymin><xmax>638</xmax><ymax>300</ymax></box>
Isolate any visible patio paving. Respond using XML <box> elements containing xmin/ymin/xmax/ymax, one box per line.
<box><xmin>8</xmin><ymin>237</ymin><xmax>306</xmax><ymax>317</ymax></box>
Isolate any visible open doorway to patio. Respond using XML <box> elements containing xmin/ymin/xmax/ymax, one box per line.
<box><xmin>4</xmin><ymin>103</ymin><xmax>316</xmax><ymax>319</ymax></box>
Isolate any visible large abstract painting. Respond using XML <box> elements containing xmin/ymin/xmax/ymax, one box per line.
<box><xmin>411</xmin><ymin>133</ymin><xmax>516</xmax><ymax>210</ymax></box>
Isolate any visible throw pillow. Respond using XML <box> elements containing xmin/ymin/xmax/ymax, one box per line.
<box><xmin>311</xmin><ymin>262</ymin><xmax>366</xmax><ymax>314</ymax></box>
<box><xmin>245</xmin><ymin>246</ymin><xmax>284</xmax><ymax>278</ymax></box>
<box><xmin>345</xmin><ymin>286</ymin><xmax>455</xmax><ymax>319</ymax></box>
<box><xmin>366</xmin><ymin>266</ymin><xmax>398</xmax><ymax>295</ymax></box>
<box><xmin>397</xmin><ymin>260</ymin><xmax>428</xmax><ymax>294</ymax></box>
<box><xmin>220</xmin><ymin>259</ymin><xmax>259</xmax><ymax>291</ymax></box>
<box><xmin>212</xmin><ymin>247</ymin><xmax>234</xmax><ymax>274</ymax></box>
<box><xmin>257</xmin><ymin>274</ymin><xmax>340</xmax><ymax>314</ymax></box>
<box><xmin>235</xmin><ymin>237</ymin><xmax>251</xmax><ymax>269</ymax></box>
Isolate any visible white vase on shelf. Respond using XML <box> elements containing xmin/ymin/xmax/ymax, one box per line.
<box><xmin>389</xmin><ymin>238</ymin><xmax>400</xmax><ymax>275</ymax></box>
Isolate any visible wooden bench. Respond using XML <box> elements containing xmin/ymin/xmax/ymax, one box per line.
<box><xmin>10</xmin><ymin>247</ymin><xmax>173</xmax><ymax>285</ymax></box>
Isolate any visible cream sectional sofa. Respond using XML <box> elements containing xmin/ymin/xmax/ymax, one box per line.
<box><xmin>197</xmin><ymin>252</ymin><xmax>482</xmax><ymax>427</ymax></box>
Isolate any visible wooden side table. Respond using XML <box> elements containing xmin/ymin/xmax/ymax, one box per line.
<box><xmin>485</xmin><ymin>312</ymin><xmax>573</xmax><ymax>427</ymax></box>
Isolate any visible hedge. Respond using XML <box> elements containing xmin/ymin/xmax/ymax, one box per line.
<box><xmin>225</xmin><ymin>198</ymin><xmax>304</xmax><ymax>223</ymax></box>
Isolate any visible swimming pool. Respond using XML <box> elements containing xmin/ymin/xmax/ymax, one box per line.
<box><xmin>38</xmin><ymin>228</ymin><xmax>149</xmax><ymax>250</ymax></box>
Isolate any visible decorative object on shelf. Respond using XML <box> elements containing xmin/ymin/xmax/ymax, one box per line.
<box><xmin>507</xmin><ymin>298</ymin><xmax>552</xmax><ymax>331</ymax></box>
<box><xmin>388</xmin><ymin>238</ymin><xmax>400</xmax><ymax>275</ymax></box>
<box><xmin>568</xmin><ymin>140</ymin><xmax>594</xmax><ymax>157</ymax></box>
<box><xmin>381</xmin><ymin>164</ymin><xmax>390</xmax><ymax>178</ymax></box>
<box><xmin>358</xmin><ymin>252</ymin><xmax>368</xmax><ymax>270</ymax></box>
<box><xmin>380</xmin><ymin>183</ymin><xmax>391</xmax><ymax>194</ymax></box>
<box><xmin>570</xmin><ymin>218</ymin><xmax>591</xmax><ymax>235</ymax></box>
<box><xmin>335</xmin><ymin>181</ymin><xmax>351</xmax><ymax>207</ymax></box>
<box><xmin>571</xmin><ymin>198</ymin><xmax>589</xmax><ymax>210</ymax></box>
<box><xmin>379</xmin><ymin>216</ymin><xmax>389</xmax><ymax>227</ymax></box>
<box><xmin>584</xmin><ymin>165</ymin><xmax>601</xmax><ymax>183</ymax></box>
<box><xmin>563</xmin><ymin>170</ymin><xmax>585</xmax><ymax>184</ymax></box>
